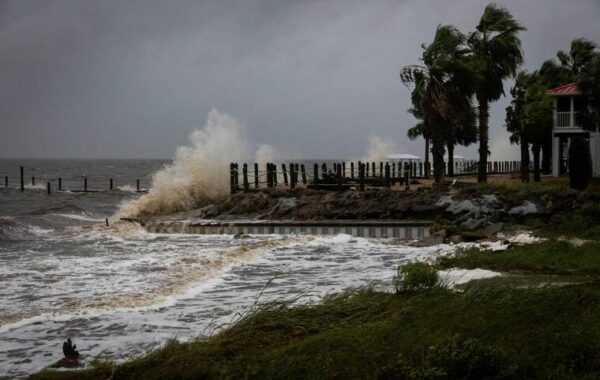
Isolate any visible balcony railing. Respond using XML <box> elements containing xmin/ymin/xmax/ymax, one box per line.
<box><xmin>555</xmin><ymin>111</ymin><xmax>582</xmax><ymax>128</ymax></box>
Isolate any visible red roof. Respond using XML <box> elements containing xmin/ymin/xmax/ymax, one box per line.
<box><xmin>547</xmin><ymin>83</ymin><xmax>579</xmax><ymax>95</ymax></box>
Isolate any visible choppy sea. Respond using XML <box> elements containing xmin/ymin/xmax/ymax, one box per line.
<box><xmin>0</xmin><ymin>159</ymin><xmax>448</xmax><ymax>379</ymax></box>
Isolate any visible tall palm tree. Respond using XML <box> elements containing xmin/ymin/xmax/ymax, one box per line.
<box><xmin>401</xmin><ymin>25</ymin><xmax>476</xmax><ymax>184</ymax></box>
<box><xmin>469</xmin><ymin>4</ymin><xmax>525</xmax><ymax>182</ymax></box>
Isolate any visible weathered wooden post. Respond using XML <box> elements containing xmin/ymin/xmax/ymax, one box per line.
<box><xmin>404</xmin><ymin>163</ymin><xmax>410</xmax><ymax>191</ymax></box>
<box><xmin>313</xmin><ymin>163</ymin><xmax>319</xmax><ymax>190</ymax></box>
<box><xmin>32</xmin><ymin>176</ymin><xmax>35</xmax><ymax>186</ymax></box>
<box><xmin>4</xmin><ymin>176</ymin><xmax>7</xmax><ymax>188</ymax></box>
<box><xmin>350</xmin><ymin>162</ymin><xmax>355</xmax><ymax>179</ymax></box>
<box><xmin>243</xmin><ymin>163</ymin><xmax>249</xmax><ymax>191</ymax></box>
<box><xmin>372</xmin><ymin>162</ymin><xmax>376</xmax><ymax>177</ymax></box>
<box><xmin>385</xmin><ymin>162</ymin><xmax>390</xmax><ymax>187</ymax></box>
<box><xmin>230</xmin><ymin>163</ymin><xmax>236</xmax><ymax>193</ymax></box>
<box><xmin>136</xmin><ymin>179</ymin><xmax>140</xmax><ymax>192</ymax></box>
<box><xmin>300</xmin><ymin>164</ymin><xmax>307</xmax><ymax>184</ymax></box>
<box><xmin>235</xmin><ymin>163</ymin><xmax>240</xmax><ymax>190</ymax></box>
<box><xmin>265</xmin><ymin>163</ymin><xmax>271</xmax><ymax>188</ymax></box>
<box><xmin>359</xmin><ymin>162</ymin><xmax>365</xmax><ymax>191</ymax></box>
<box><xmin>322</xmin><ymin>163</ymin><xmax>327</xmax><ymax>175</ymax></box>
<box><xmin>342</xmin><ymin>162</ymin><xmax>346</xmax><ymax>178</ymax></box>
<box><xmin>282</xmin><ymin>163</ymin><xmax>289</xmax><ymax>187</ymax></box>
<box><xmin>47</xmin><ymin>182</ymin><xmax>51</xmax><ymax>195</ymax></box>
<box><xmin>254</xmin><ymin>163</ymin><xmax>259</xmax><ymax>189</ymax></box>
<box><xmin>290</xmin><ymin>163</ymin><xmax>296</xmax><ymax>189</ymax></box>
<box><xmin>336</xmin><ymin>162</ymin><xmax>342</xmax><ymax>191</ymax></box>
<box><xmin>108</xmin><ymin>178</ymin><xmax>112</xmax><ymax>191</ymax></box>
<box><xmin>272</xmin><ymin>163</ymin><xmax>278</xmax><ymax>186</ymax></box>
<box><xmin>379</xmin><ymin>162</ymin><xmax>384</xmax><ymax>179</ymax></box>
<box><xmin>20</xmin><ymin>166</ymin><xmax>24</xmax><ymax>191</ymax></box>
<box><xmin>365</xmin><ymin>162</ymin><xmax>369</xmax><ymax>177</ymax></box>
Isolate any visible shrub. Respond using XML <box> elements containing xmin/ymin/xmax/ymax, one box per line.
<box><xmin>568</xmin><ymin>137</ymin><xmax>592</xmax><ymax>191</ymax></box>
<box><xmin>424</xmin><ymin>335</ymin><xmax>509</xmax><ymax>380</ymax></box>
<box><xmin>394</xmin><ymin>262</ymin><xmax>438</xmax><ymax>293</ymax></box>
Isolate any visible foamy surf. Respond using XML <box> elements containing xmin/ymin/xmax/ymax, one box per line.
<box><xmin>117</xmin><ymin>109</ymin><xmax>278</xmax><ymax>218</ymax></box>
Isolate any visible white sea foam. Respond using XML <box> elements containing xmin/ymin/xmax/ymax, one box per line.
<box><xmin>117</xmin><ymin>110</ymin><xmax>277</xmax><ymax>218</ymax></box>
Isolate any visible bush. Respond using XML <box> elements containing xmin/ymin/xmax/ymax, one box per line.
<box><xmin>394</xmin><ymin>262</ymin><xmax>438</xmax><ymax>293</ymax></box>
<box><xmin>569</xmin><ymin>137</ymin><xmax>593</xmax><ymax>191</ymax></box>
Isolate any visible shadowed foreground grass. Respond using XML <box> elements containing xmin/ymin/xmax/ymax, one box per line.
<box><xmin>32</xmin><ymin>280</ymin><xmax>600</xmax><ymax>380</ymax></box>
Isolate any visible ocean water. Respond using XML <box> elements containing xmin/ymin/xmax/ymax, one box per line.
<box><xmin>0</xmin><ymin>159</ymin><xmax>447</xmax><ymax>379</ymax></box>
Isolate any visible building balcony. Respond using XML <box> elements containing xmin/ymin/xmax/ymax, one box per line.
<box><xmin>555</xmin><ymin>111</ymin><xmax>583</xmax><ymax>129</ymax></box>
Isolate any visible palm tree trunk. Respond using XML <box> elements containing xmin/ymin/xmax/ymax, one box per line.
<box><xmin>477</xmin><ymin>97</ymin><xmax>489</xmax><ymax>183</ymax></box>
<box><xmin>424</xmin><ymin>137</ymin><xmax>430</xmax><ymax>179</ymax></box>
<box><xmin>541</xmin><ymin>132</ymin><xmax>552</xmax><ymax>174</ymax></box>
<box><xmin>532</xmin><ymin>143</ymin><xmax>541</xmax><ymax>183</ymax></box>
<box><xmin>520</xmin><ymin>133</ymin><xmax>530</xmax><ymax>183</ymax></box>
<box><xmin>447</xmin><ymin>141</ymin><xmax>454</xmax><ymax>177</ymax></box>
<box><xmin>431</xmin><ymin>127</ymin><xmax>446</xmax><ymax>185</ymax></box>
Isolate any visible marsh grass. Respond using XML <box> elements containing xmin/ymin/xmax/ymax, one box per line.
<box><xmin>31</xmin><ymin>281</ymin><xmax>600</xmax><ymax>380</ymax></box>
<box><xmin>437</xmin><ymin>240</ymin><xmax>600</xmax><ymax>275</ymax></box>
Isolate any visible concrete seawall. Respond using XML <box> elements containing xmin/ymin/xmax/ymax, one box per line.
<box><xmin>124</xmin><ymin>219</ymin><xmax>433</xmax><ymax>239</ymax></box>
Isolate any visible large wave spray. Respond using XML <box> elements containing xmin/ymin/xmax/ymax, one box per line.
<box><xmin>118</xmin><ymin>110</ymin><xmax>276</xmax><ymax>218</ymax></box>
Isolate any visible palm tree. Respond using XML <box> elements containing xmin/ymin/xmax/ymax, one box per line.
<box><xmin>469</xmin><ymin>4</ymin><xmax>525</xmax><ymax>182</ymax></box>
<box><xmin>401</xmin><ymin>25</ymin><xmax>476</xmax><ymax>184</ymax></box>
<box><xmin>407</xmin><ymin>82</ymin><xmax>431</xmax><ymax>178</ymax></box>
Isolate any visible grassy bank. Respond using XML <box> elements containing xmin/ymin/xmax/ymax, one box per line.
<box><xmin>33</xmin><ymin>283</ymin><xmax>600</xmax><ymax>379</ymax></box>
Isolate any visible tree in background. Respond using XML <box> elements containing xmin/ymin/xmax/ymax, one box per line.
<box><xmin>505</xmin><ymin>72</ymin><xmax>553</xmax><ymax>183</ymax></box>
<box><xmin>447</xmin><ymin>103</ymin><xmax>477</xmax><ymax>176</ymax></box>
<box><xmin>578</xmin><ymin>49</ymin><xmax>600</xmax><ymax>132</ymax></box>
<box><xmin>506</xmin><ymin>72</ymin><xmax>530</xmax><ymax>182</ymax></box>
<box><xmin>401</xmin><ymin>25</ymin><xmax>476</xmax><ymax>184</ymax></box>
<box><xmin>406</xmin><ymin>81</ymin><xmax>431</xmax><ymax>178</ymax></box>
<box><xmin>469</xmin><ymin>4</ymin><xmax>525</xmax><ymax>183</ymax></box>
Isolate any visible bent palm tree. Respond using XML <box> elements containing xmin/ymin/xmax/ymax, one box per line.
<box><xmin>469</xmin><ymin>4</ymin><xmax>525</xmax><ymax>182</ymax></box>
<box><xmin>401</xmin><ymin>25</ymin><xmax>476</xmax><ymax>184</ymax></box>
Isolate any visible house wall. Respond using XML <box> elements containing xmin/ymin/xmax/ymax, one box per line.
<box><xmin>591</xmin><ymin>132</ymin><xmax>600</xmax><ymax>177</ymax></box>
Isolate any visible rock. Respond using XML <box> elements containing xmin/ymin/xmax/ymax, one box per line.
<box><xmin>449</xmin><ymin>235</ymin><xmax>464</xmax><ymax>244</ymax></box>
<box><xmin>410</xmin><ymin>233</ymin><xmax>444</xmax><ymax>247</ymax></box>
<box><xmin>50</xmin><ymin>357</ymin><xmax>81</xmax><ymax>369</ymax></box>
<box><xmin>461</xmin><ymin>218</ymin><xmax>486</xmax><ymax>231</ymax></box>
<box><xmin>195</xmin><ymin>204</ymin><xmax>219</xmax><ymax>218</ymax></box>
<box><xmin>508</xmin><ymin>200</ymin><xmax>546</xmax><ymax>215</ymax></box>
<box><xmin>479</xmin><ymin>222</ymin><xmax>503</xmax><ymax>236</ymax></box>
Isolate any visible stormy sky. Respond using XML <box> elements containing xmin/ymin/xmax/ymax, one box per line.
<box><xmin>1</xmin><ymin>0</ymin><xmax>599</xmax><ymax>160</ymax></box>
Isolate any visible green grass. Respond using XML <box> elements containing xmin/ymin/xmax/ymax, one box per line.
<box><xmin>31</xmin><ymin>282</ymin><xmax>600</xmax><ymax>380</ymax></box>
<box><xmin>437</xmin><ymin>240</ymin><xmax>600</xmax><ymax>276</ymax></box>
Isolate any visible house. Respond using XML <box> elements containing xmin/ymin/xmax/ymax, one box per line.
<box><xmin>548</xmin><ymin>83</ymin><xmax>600</xmax><ymax>177</ymax></box>
<box><xmin>387</xmin><ymin>153</ymin><xmax>421</xmax><ymax>166</ymax></box>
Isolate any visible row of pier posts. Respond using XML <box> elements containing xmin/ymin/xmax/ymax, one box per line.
<box><xmin>4</xmin><ymin>166</ymin><xmax>144</xmax><ymax>194</ymax></box>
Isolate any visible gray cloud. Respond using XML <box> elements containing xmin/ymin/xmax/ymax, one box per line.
<box><xmin>1</xmin><ymin>0</ymin><xmax>599</xmax><ymax>159</ymax></box>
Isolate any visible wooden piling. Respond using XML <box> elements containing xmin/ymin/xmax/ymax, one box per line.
<box><xmin>136</xmin><ymin>179</ymin><xmax>140</xmax><ymax>192</ymax></box>
<box><xmin>32</xmin><ymin>176</ymin><xmax>35</xmax><ymax>186</ymax></box>
<box><xmin>366</xmin><ymin>162</ymin><xmax>369</xmax><ymax>177</ymax></box>
<box><xmin>4</xmin><ymin>176</ymin><xmax>7</xmax><ymax>188</ymax></box>
<box><xmin>59</xmin><ymin>177</ymin><xmax>62</xmax><ymax>191</ymax></box>
<box><xmin>243</xmin><ymin>163</ymin><xmax>249</xmax><ymax>191</ymax></box>
<box><xmin>404</xmin><ymin>163</ymin><xmax>410</xmax><ymax>191</ymax></box>
<box><xmin>359</xmin><ymin>162</ymin><xmax>365</xmax><ymax>191</ymax></box>
<box><xmin>254</xmin><ymin>163</ymin><xmax>259</xmax><ymax>189</ymax></box>
<box><xmin>371</xmin><ymin>162</ymin><xmax>376</xmax><ymax>177</ymax></box>
<box><xmin>336</xmin><ymin>163</ymin><xmax>342</xmax><ymax>191</ymax></box>
<box><xmin>20</xmin><ymin>166</ymin><xmax>24</xmax><ymax>191</ymax></box>
<box><xmin>230</xmin><ymin>163</ymin><xmax>236</xmax><ymax>193</ymax></box>
<box><xmin>47</xmin><ymin>182</ymin><xmax>51</xmax><ymax>194</ymax></box>
<box><xmin>109</xmin><ymin>178</ymin><xmax>112</xmax><ymax>191</ymax></box>
<box><xmin>234</xmin><ymin>163</ymin><xmax>240</xmax><ymax>190</ymax></box>
<box><xmin>290</xmin><ymin>163</ymin><xmax>296</xmax><ymax>189</ymax></box>
<box><xmin>272</xmin><ymin>163</ymin><xmax>278</xmax><ymax>186</ymax></box>
<box><xmin>350</xmin><ymin>162</ymin><xmax>355</xmax><ymax>179</ymax></box>
<box><xmin>313</xmin><ymin>163</ymin><xmax>319</xmax><ymax>190</ymax></box>
<box><xmin>300</xmin><ymin>164</ymin><xmax>307</xmax><ymax>184</ymax></box>
<box><xmin>379</xmin><ymin>162</ymin><xmax>384</xmax><ymax>179</ymax></box>
<box><xmin>84</xmin><ymin>176</ymin><xmax>88</xmax><ymax>192</ymax></box>
<box><xmin>342</xmin><ymin>162</ymin><xmax>346</xmax><ymax>178</ymax></box>
<box><xmin>282</xmin><ymin>164</ymin><xmax>289</xmax><ymax>187</ymax></box>
<box><xmin>385</xmin><ymin>162</ymin><xmax>390</xmax><ymax>187</ymax></box>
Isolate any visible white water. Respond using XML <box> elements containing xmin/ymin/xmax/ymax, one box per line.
<box><xmin>118</xmin><ymin>110</ymin><xmax>277</xmax><ymax>218</ymax></box>
<box><xmin>0</xmin><ymin>216</ymin><xmax>453</xmax><ymax>378</ymax></box>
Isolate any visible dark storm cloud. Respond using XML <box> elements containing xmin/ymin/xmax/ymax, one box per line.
<box><xmin>1</xmin><ymin>0</ymin><xmax>599</xmax><ymax>159</ymax></box>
